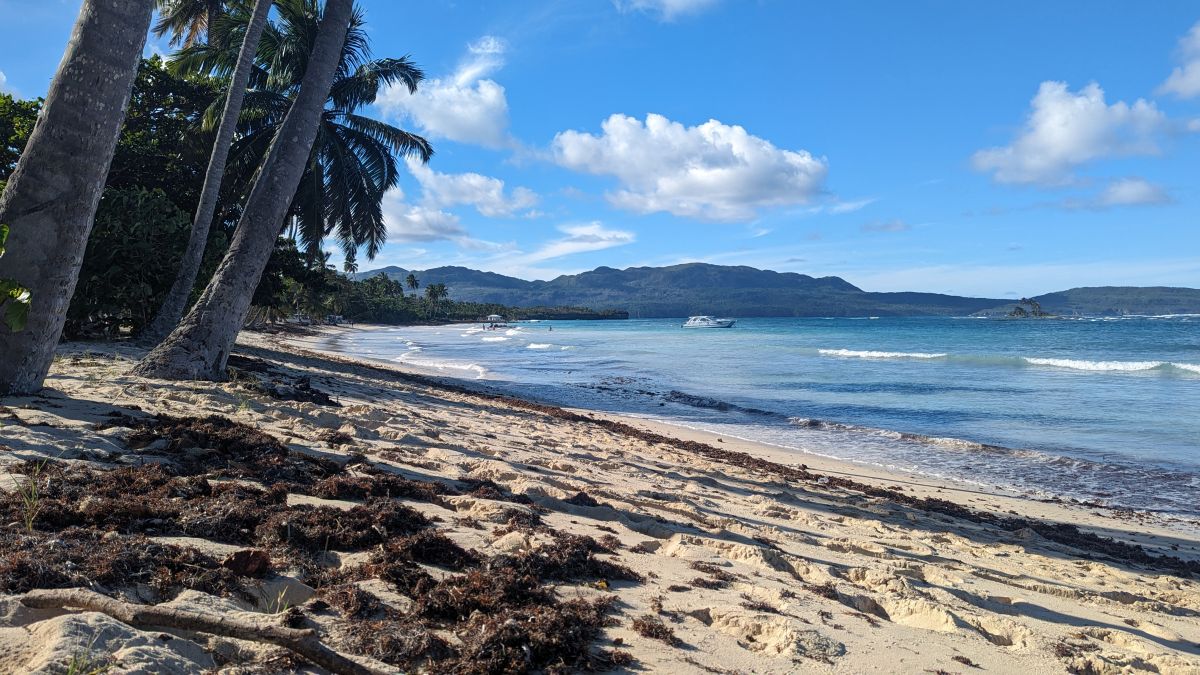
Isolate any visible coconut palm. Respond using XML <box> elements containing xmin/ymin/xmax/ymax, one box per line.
<box><xmin>142</xmin><ymin>0</ymin><xmax>273</xmax><ymax>344</ymax></box>
<box><xmin>174</xmin><ymin>0</ymin><xmax>432</xmax><ymax>265</ymax></box>
<box><xmin>405</xmin><ymin>273</ymin><xmax>419</xmax><ymax>292</ymax></box>
<box><xmin>0</xmin><ymin>0</ymin><xmax>155</xmax><ymax>394</ymax></box>
<box><xmin>154</xmin><ymin>0</ymin><xmax>227</xmax><ymax>48</ymax></box>
<box><xmin>135</xmin><ymin>0</ymin><xmax>354</xmax><ymax>380</ymax></box>
<box><xmin>424</xmin><ymin>282</ymin><xmax>447</xmax><ymax>319</ymax></box>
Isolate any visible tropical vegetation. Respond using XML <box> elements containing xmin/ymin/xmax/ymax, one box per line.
<box><xmin>0</xmin><ymin>0</ymin><xmax>429</xmax><ymax>392</ymax></box>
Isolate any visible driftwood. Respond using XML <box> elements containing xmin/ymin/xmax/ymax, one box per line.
<box><xmin>20</xmin><ymin>588</ymin><xmax>387</xmax><ymax>675</ymax></box>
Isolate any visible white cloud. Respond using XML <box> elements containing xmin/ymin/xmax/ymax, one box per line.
<box><xmin>379</xmin><ymin>36</ymin><xmax>511</xmax><ymax>148</ymax></box>
<box><xmin>828</xmin><ymin>198</ymin><xmax>875</xmax><ymax>214</ymax></box>
<box><xmin>405</xmin><ymin>157</ymin><xmax>538</xmax><ymax>218</ymax></box>
<box><xmin>476</xmin><ymin>222</ymin><xmax>636</xmax><ymax>279</ymax></box>
<box><xmin>614</xmin><ymin>0</ymin><xmax>720</xmax><ymax>20</ymax></box>
<box><xmin>972</xmin><ymin>81</ymin><xmax>1165</xmax><ymax>185</ymax></box>
<box><xmin>0</xmin><ymin>70</ymin><xmax>12</xmax><ymax>94</ymax></box>
<box><xmin>1159</xmin><ymin>21</ymin><xmax>1200</xmax><ymax>98</ymax></box>
<box><xmin>520</xmin><ymin>222</ymin><xmax>635</xmax><ymax>263</ymax></box>
<box><xmin>1095</xmin><ymin>178</ymin><xmax>1171</xmax><ymax>207</ymax></box>
<box><xmin>381</xmin><ymin>188</ymin><xmax>469</xmax><ymax>243</ymax></box>
<box><xmin>552</xmin><ymin>113</ymin><xmax>827</xmax><ymax>222</ymax></box>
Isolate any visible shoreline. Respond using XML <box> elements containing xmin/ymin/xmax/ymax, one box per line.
<box><xmin>0</xmin><ymin>327</ymin><xmax>1196</xmax><ymax>672</ymax></box>
<box><xmin>290</xmin><ymin>323</ymin><xmax>1200</xmax><ymax>543</ymax></box>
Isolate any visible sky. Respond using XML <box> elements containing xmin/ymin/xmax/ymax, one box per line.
<box><xmin>1</xmin><ymin>0</ymin><xmax>1199</xmax><ymax>297</ymax></box>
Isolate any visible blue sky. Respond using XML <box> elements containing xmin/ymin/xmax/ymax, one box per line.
<box><xmin>2</xmin><ymin>0</ymin><xmax>1199</xmax><ymax>297</ymax></box>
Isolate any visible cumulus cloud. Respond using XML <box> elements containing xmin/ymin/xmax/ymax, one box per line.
<box><xmin>1095</xmin><ymin>178</ymin><xmax>1172</xmax><ymax>207</ymax></box>
<box><xmin>405</xmin><ymin>157</ymin><xmax>538</xmax><ymax>218</ymax></box>
<box><xmin>971</xmin><ymin>81</ymin><xmax>1165</xmax><ymax>185</ymax></box>
<box><xmin>1159</xmin><ymin>21</ymin><xmax>1200</xmax><ymax>98</ymax></box>
<box><xmin>614</xmin><ymin>0</ymin><xmax>720</xmax><ymax>20</ymax></box>
<box><xmin>379</xmin><ymin>36</ymin><xmax>511</xmax><ymax>148</ymax></box>
<box><xmin>381</xmin><ymin>188</ymin><xmax>469</xmax><ymax>243</ymax></box>
<box><xmin>552</xmin><ymin>113</ymin><xmax>827</xmax><ymax>221</ymax></box>
<box><xmin>0</xmin><ymin>70</ymin><xmax>12</xmax><ymax>94</ymax></box>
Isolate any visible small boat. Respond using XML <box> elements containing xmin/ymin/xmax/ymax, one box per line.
<box><xmin>682</xmin><ymin>315</ymin><xmax>736</xmax><ymax>328</ymax></box>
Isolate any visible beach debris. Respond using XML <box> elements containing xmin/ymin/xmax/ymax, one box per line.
<box><xmin>20</xmin><ymin>588</ymin><xmax>385</xmax><ymax>675</ymax></box>
<box><xmin>255</xmin><ymin>499</ymin><xmax>430</xmax><ymax>552</ymax></box>
<box><xmin>221</xmin><ymin>549</ymin><xmax>272</xmax><ymax>577</ymax></box>
<box><xmin>631</xmin><ymin>614</ymin><xmax>682</xmax><ymax>646</ymax></box>
<box><xmin>101</xmin><ymin>413</ymin><xmax>340</xmax><ymax>485</ymax></box>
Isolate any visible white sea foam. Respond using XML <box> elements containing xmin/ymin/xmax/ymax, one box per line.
<box><xmin>481</xmin><ymin>336</ymin><xmax>509</xmax><ymax>342</ymax></box>
<box><xmin>395</xmin><ymin>355</ymin><xmax>487</xmax><ymax>378</ymax></box>
<box><xmin>1023</xmin><ymin>357</ymin><xmax>1162</xmax><ymax>372</ymax></box>
<box><xmin>560</xmin><ymin>346</ymin><xmax>574</xmax><ymax>350</ymax></box>
<box><xmin>819</xmin><ymin>348</ymin><xmax>947</xmax><ymax>359</ymax></box>
<box><xmin>504</xmin><ymin>328</ymin><xmax>522</xmax><ymax>336</ymax></box>
<box><xmin>1173</xmin><ymin>362</ymin><xmax>1200</xmax><ymax>374</ymax></box>
<box><xmin>527</xmin><ymin>343</ymin><xmax>552</xmax><ymax>350</ymax></box>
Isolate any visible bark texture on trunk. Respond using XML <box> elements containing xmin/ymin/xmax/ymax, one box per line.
<box><xmin>133</xmin><ymin>0</ymin><xmax>353</xmax><ymax>381</ymax></box>
<box><xmin>141</xmin><ymin>0</ymin><xmax>272</xmax><ymax>345</ymax></box>
<box><xmin>0</xmin><ymin>0</ymin><xmax>154</xmax><ymax>395</ymax></box>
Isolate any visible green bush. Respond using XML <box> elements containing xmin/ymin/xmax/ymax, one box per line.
<box><xmin>0</xmin><ymin>223</ymin><xmax>32</xmax><ymax>331</ymax></box>
<box><xmin>65</xmin><ymin>188</ymin><xmax>191</xmax><ymax>338</ymax></box>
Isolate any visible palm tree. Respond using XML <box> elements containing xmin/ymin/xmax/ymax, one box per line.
<box><xmin>175</xmin><ymin>0</ymin><xmax>432</xmax><ymax>264</ymax></box>
<box><xmin>154</xmin><ymin>0</ymin><xmax>227</xmax><ymax>48</ymax></box>
<box><xmin>135</xmin><ymin>0</ymin><xmax>354</xmax><ymax>380</ymax></box>
<box><xmin>424</xmin><ymin>282</ymin><xmax>447</xmax><ymax>320</ymax></box>
<box><xmin>405</xmin><ymin>273</ymin><xmax>419</xmax><ymax>292</ymax></box>
<box><xmin>142</xmin><ymin>0</ymin><xmax>273</xmax><ymax>344</ymax></box>
<box><xmin>0</xmin><ymin>0</ymin><xmax>155</xmax><ymax>395</ymax></box>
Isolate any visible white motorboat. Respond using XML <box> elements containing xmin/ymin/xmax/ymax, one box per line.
<box><xmin>682</xmin><ymin>315</ymin><xmax>736</xmax><ymax>328</ymax></box>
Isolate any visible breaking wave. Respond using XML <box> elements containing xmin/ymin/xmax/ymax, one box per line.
<box><xmin>1023</xmin><ymin>357</ymin><xmax>1200</xmax><ymax>374</ymax></box>
<box><xmin>819</xmin><ymin>349</ymin><xmax>948</xmax><ymax>359</ymax></box>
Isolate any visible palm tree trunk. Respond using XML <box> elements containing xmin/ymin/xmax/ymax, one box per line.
<box><xmin>141</xmin><ymin>0</ymin><xmax>272</xmax><ymax>345</ymax></box>
<box><xmin>206</xmin><ymin>0</ymin><xmax>225</xmax><ymax>43</ymax></box>
<box><xmin>0</xmin><ymin>0</ymin><xmax>154</xmax><ymax>395</ymax></box>
<box><xmin>133</xmin><ymin>0</ymin><xmax>353</xmax><ymax>381</ymax></box>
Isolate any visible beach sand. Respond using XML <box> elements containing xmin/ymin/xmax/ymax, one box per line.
<box><xmin>0</xmin><ymin>323</ymin><xmax>1197</xmax><ymax>673</ymax></box>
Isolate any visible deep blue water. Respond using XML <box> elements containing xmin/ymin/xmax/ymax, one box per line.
<box><xmin>326</xmin><ymin>316</ymin><xmax>1200</xmax><ymax>515</ymax></box>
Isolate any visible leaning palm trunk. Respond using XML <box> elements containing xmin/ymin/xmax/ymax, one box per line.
<box><xmin>133</xmin><ymin>0</ymin><xmax>354</xmax><ymax>381</ymax></box>
<box><xmin>141</xmin><ymin>0</ymin><xmax>272</xmax><ymax>345</ymax></box>
<box><xmin>0</xmin><ymin>0</ymin><xmax>154</xmax><ymax>395</ymax></box>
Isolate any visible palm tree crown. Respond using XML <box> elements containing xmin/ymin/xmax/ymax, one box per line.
<box><xmin>155</xmin><ymin>0</ymin><xmax>227</xmax><ymax>48</ymax></box>
<box><xmin>174</xmin><ymin>0</ymin><xmax>433</xmax><ymax>264</ymax></box>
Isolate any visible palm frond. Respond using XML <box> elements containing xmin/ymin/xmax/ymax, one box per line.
<box><xmin>342</xmin><ymin>113</ymin><xmax>432</xmax><ymax>163</ymax></box>
<box><xmin>329</xmin><ymin>57</ymin><xmax>424</xmax><ymax>112</ymax></box>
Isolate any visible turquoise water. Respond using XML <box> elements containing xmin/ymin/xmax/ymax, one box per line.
<box><xmin>329</xmin><ymin>316</ymin><xmax>1200</xmax><ymax>515</ymax></box>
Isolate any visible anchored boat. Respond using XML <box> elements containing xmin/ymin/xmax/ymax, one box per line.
<box><xmin>682</xmin><ymin>315</ymin><xmax>736</xmax><ymax>328</ymax></box>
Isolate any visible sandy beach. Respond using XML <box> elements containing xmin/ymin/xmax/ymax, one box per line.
<box><xmin>0</xmin><ymin>323</ymin><xmax>1198</xmax><ymax>674</ymax></box>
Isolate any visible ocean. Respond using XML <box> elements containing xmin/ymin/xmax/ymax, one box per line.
<box><xmin>324</xmin><ymin>315</ymin><xmax>1200</xmax><ymax>516</ymax></box>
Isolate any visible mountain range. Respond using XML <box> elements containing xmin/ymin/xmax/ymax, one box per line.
<box><xmin>352</xmin><ymin>263</ymin><xmax>1200</xmax><ymax>317</ymax></box>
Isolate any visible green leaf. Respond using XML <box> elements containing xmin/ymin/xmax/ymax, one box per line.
<box><xmin>0</xmin><ymin>223</ymin><xmax>8</xmax><ymax>257</ymax></box>
<box><xmin>0</xmin><ymin>279</ymin><xmax>31</xmax><ymax>332</ymax></box>
<box><xmin>3</xmin><ymin>298</ymin><xmax>29</xmax><ymax>332</ymax></box>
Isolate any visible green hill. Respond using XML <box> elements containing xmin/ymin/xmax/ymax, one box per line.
<box><xmin>353</xmin><ymin>263</ymin><xmax>1200</xmax><ymax>318</ymax></box>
